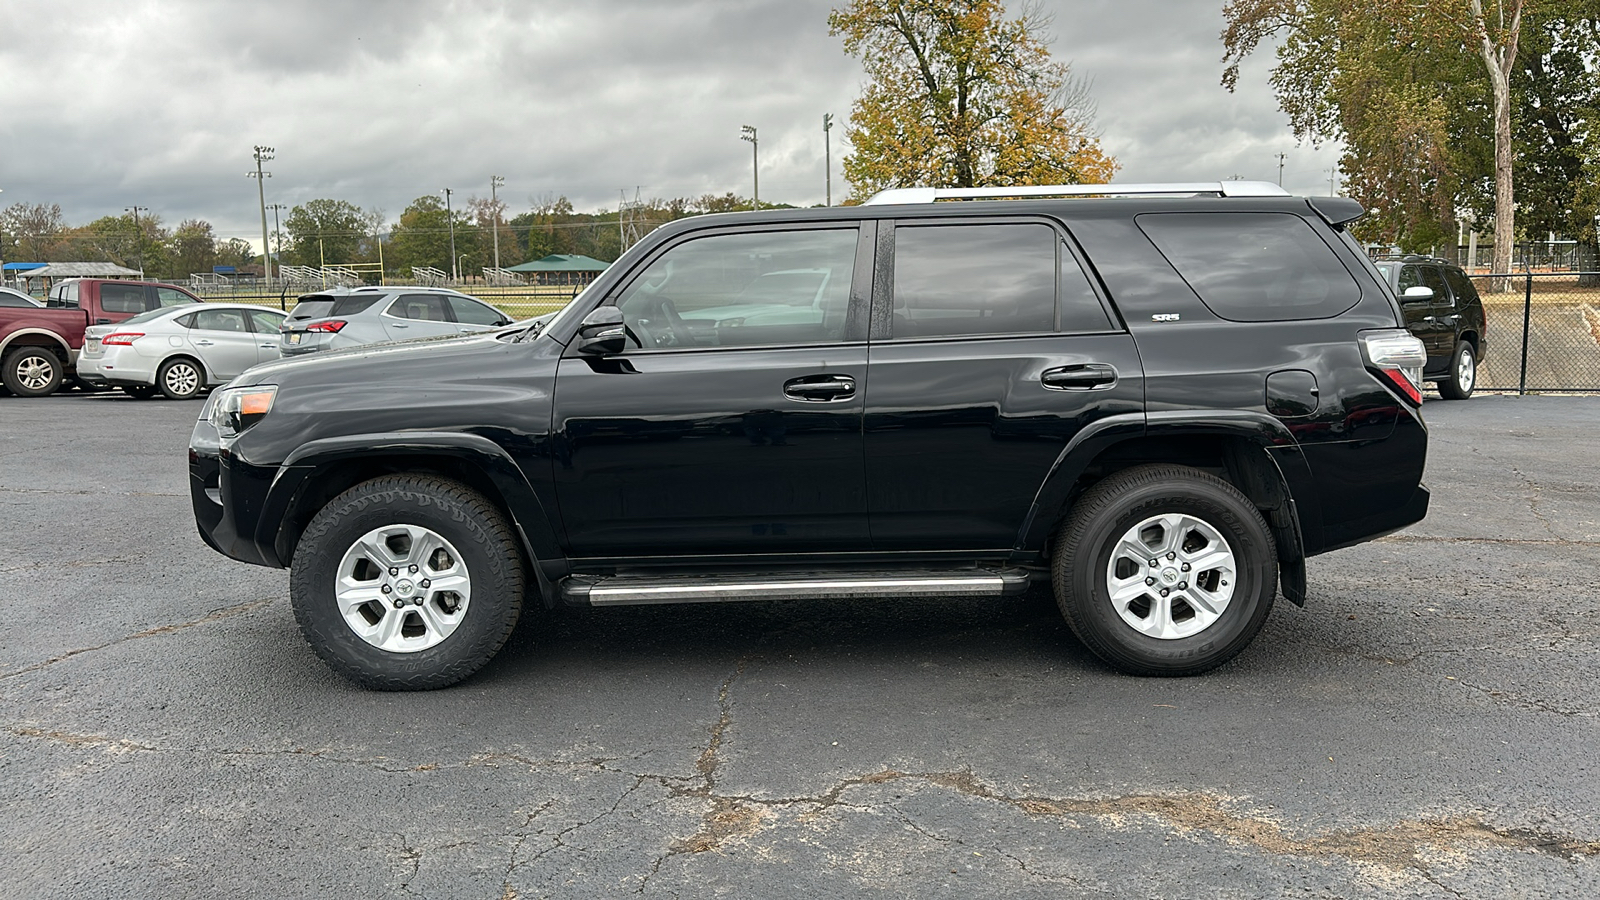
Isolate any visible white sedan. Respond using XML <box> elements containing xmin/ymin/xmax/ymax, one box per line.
<box><xmin>77</xmin><ymin>304</ymin><xmax>288</xmax><ymax>400</ymax></box>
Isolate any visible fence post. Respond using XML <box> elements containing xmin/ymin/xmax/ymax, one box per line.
<box><xmin>1517</xmin><ymin>271</ymin><xmax>1533</xmax><ymax>395</ymax></box>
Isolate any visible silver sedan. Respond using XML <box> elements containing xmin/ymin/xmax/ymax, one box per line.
<box><xmin>78</xmin><ymin>304</ymin><xmax>287</xmax><ymax>399</ymax></box>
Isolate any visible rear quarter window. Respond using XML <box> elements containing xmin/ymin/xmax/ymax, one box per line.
<box><xmin>1136</xmin><ymin>213</ymin><xmax>1361</xmax><ymax>322</ymax></box>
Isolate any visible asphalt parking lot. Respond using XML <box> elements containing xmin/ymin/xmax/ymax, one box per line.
<box><xmin>2</xmin><ymin>391</ymin><xmax>1597</xmax><ymax>899</ymax></box>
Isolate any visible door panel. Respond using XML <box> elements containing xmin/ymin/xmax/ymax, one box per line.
<box><xmin>551</xmin><ymin>346</ymin><xmax>869</xmax><ymax>557</ymax></box>
<box><xmin>863</xmin><ymin>334</ymin><xmax>1144</xmax><ymax>549</ymax></box>
<box><xmin>382</xmin><ymin>294</ymin><xmax>458</xmax><ymax>341</ymax></box>
<box><xmin>186</xmin><ymin>308</ymin><xmax>261</xmax><ymax>381</ymax></box>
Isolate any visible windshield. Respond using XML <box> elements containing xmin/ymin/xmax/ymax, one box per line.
<box><xmin>117</xmin><ymin>307</ymin><xmax>180</xmax><ymax>326</ymax></box>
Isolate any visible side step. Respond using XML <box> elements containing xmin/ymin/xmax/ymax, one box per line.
<box><xmin>560</xmin><ymin>568</ymin><xmax>1032</xmax><ymax>607</ymax></box>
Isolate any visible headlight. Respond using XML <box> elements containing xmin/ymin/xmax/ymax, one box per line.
<box><xmin>210</xmin><ymin>385</ymin><xmax>278</xmax><ymax>435</ymax></box>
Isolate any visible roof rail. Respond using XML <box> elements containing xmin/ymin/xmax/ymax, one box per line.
<box><xmin>861</xmin><ymin>181</ymin><xmax>1291</xmax><ymax>206</ymax></box>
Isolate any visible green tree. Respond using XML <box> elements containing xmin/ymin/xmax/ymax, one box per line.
<box><xmin>0</xmin><ymin>202</ymin><xmax>67</xmax><ymax>261</ymax></box>
<box><xmin>283</xmin><ymin>199</ymin><xmax>376</xmax><ymax>266</ymax></box>
<box><xmin>170</xmin><ymin>219</ymin><xmax>218</xmax><ymax>276</ymax></box>
<box><xmin>387</xmin><ymin>195</ymin><xmax>457</xmax><ymax>275</ymax></box>
<box><xmin>828</xmin><ymin>0</ymin><xmax>1117</xmax><ymax>200</ymax></box>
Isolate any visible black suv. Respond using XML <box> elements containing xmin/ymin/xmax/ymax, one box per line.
<box><xmin>189</xmin><ymin>182</ymin><xmax>1431</xmax><ymax>689</ymax></box>
<box><xmin>1373</xmin><ymin>256</ymin><xmax>1486</xmax><ymax>399</ymax></box>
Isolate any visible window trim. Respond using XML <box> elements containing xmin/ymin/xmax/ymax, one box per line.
<box><xmin>874</xmin><ymin>215</ymin><xmax>1123</xmax><ymax>343</ymax></box>
<box><xmin>573</xmin><ymin>221</ymin><xmax>872</xmax><ymax>357</ymax></box>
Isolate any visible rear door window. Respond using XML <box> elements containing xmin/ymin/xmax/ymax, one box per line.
<box><xmin>1136</xmin><ymin>213</ymin><xmax>1361</xmax><ymax>322</ymax></box>
<box><xmin>886</xmin><ymin>223</ymin><xmax>1060</xmax><ymax>339</ymax></box>
<box><xmin>191</xmin><ymin>309</ymin><xmax>250</xmax><ymax>332</ymax></box>
<box><xmin>1441</xmin><ymin>267</ymin><xmax>1479</xmax><ymax>308</ymax></box>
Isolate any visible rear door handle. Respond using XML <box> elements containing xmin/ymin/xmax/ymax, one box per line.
<box><xmin>194</xmin><ymin>339</ymin><xmax>214</xmax><ymax>346</ymax></box>
<box><xmin>784</xmin><ymin>374</ymin><xmax>856</xmax><ymax>401</ymax></box>
<box><xmin>1041</xmin><ymin>364</ymin><xmax>1117</xmax><ymax>391</ymax></box>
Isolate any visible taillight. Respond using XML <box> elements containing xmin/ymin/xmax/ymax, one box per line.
<box><xmin>1359</xmin><ymin>329</ymin><xmax>1427</xmax><ymax>406</ymax></box>
<box><xmin>101</xmin><ymin>332</ymin><xmax>144</xmax><ymax>345</ymax></box>
<box><xmin>306</xmin><ymin>320</ymin><xmax>347</xmax><ymax>333</ymax></box>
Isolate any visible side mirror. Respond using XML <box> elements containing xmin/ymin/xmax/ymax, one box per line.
<box><xmin>576</xmin><ymin>306</ymin><xmax>628</xmax><ymax>356</ymax></box>
<box><xmin>1402</xmin><ymin>286</ymin><xmax>1435</xmax><ymax>303</ymax></box>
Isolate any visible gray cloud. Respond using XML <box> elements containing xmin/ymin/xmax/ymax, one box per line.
<box><xmin>0</xmin><ymin>0</ymin><xmax>1340</xmax><ymax>249</ymax></box>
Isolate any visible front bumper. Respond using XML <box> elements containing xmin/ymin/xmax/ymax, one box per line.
<box><xmin>189</xmin><ymin>416</ymin><xmax>299</xmax><ymax>568</ymax></box>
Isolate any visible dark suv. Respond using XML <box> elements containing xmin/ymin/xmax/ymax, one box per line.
<box><xmin>1373</xmin><ymin>256</ymin><xmax>1486</xmax><ymax>399</ymax></box>
<box><xmin>189</xmin><ymin>181</ymin><xmax>1431</xmax><ymax>689</ymax></box>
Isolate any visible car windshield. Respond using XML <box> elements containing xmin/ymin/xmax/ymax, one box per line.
<box><xmin>117</xmin><ymin>307</ymin><xmax>179</xmax><ymax>326</ymax></box>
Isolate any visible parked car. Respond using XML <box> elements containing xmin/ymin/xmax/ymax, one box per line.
<box><xmin>0</xmin><ymin>286</ymin><xmax>43</xmax><ymax>308</ymax></box>
<box><xmin>278</xmin><ymin>286</ymin><xmax>515</xmax><ymax>356</ymax></box>
<box><xmin>0</xmin><ymin>278</ymin><xmax>205</xmax><ymax>397</ymax></box>
<box><xmin>78</xmin><ymin>303</ymin><xmax>286</xmax><ymax>399</ymax></box>
<box><xmin>190</xmin><ymin>181</ymin><xmax>1430</xmax><ymax>690</ymax></box>
<box><xmin>1373</xmin><ymin>256</ymin><xmax>1485</xmax><ymax>399</ymax></box>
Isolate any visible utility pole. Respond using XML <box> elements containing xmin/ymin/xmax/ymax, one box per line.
<box><xmin>441</xmin><ymin>188</ymin><xmax>460</xmax><ymax>283</ymax></box>
<box><xmin>823</xmin><ymin>114</ymin><xmax>834</xmax><ymax>207</ymax></box>
<box><xmin>490</xmin><ymin>174</ymin><xmax>505</xmax><ymax>270</ymax></box>
<box><xmin>124</xmin><ymin>206</ymin><xmax>149</xmax><ymax>279</ymax></box>
<box><xmin>249</xmin><ymin>145</ymin><xmax>274</xmax><ymax>288</ymax></box>
<box><xmin>1276</xmin><ymin>152</ymin><xmax>1287</xmax><ymax>186</ymax></box>
<box><xmin>1328</xmin><ymin>167</ymin><xmax>1340</xmax><ymax>196</ymax></box>
<box><xmin>741</xmin><ymin>125</ymin><xmax>759</xmax><ymax>209</ymax></box>
<box><xmin>266</xmin><ymin>203</ymin><xmax>287</xmax><ymax>273</ymax></box>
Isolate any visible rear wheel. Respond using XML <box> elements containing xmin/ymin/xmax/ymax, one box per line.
<box><xmin>1437</xmin><ymin>340</ymin><xmax>1476</xmax><ymax>400</ymax></box>
<box><xmin>1051</xmin><ymin>464</ymin><xmax>1277</xmax><ymax>676</ymax></box>
<box><xmin>289</xmin><ymin>475</ymin><xmax>526</xmax><ymax>690</ymax></box>
<box><xmin>123</xmin><ymin>385</ymin><xmax>158</xmax><ymax>400</ymax></box>
<box><xmin>156</xmin><ymin>357</ymin><xmax>204</xmax><ymax>400</ymax></box>
<box><xmin>2</xmin><ymin>347</ymin><xmax>64</xmax><ymax>397</ymax></box>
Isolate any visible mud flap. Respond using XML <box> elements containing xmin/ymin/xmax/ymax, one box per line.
<box><xmin>1279</xmin><ymin>556</ymin><xmax>1306</xmax><ymax>607</ymax></box>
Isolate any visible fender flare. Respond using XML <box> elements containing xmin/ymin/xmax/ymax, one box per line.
<box><xmin>267</xmin><ymin>431</ymin><xmax>564</xmax><ymax>593</ymax></box>
<box><xmin>0</xmin><ymin>328</ymin><xmax>75</xmax><ymax>365</ymax></box>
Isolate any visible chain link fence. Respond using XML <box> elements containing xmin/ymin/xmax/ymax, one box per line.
<box><xmin>184</xmin><ymin>282</ymin><xmax>584</xmax><ymax>321</ymax></box>
<box><xmin>1472</xmin><ymin>272</ymin><xmax>1600</xmax><ymax>393</ymax></box>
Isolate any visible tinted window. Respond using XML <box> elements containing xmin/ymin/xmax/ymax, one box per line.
<box><xmin>156</xmin><ymin>287</ymin><xmax>198</xmax><ymax>307</ymax></box>
<box><xmin>446</xmin><ymin>295</ymin><xmax>509</xmax><ymax>326</ymax></box>
<box><xmin>0</xmin><ymin>289</ymin><xmax>36</xmax><ymax>307</ymax></box>
<box><xmin>122</xmin><ymin>307</ymin><xmax>181</xmax><ymax>326</ymax></box>
<box><xmin>1137</xmin><ymin>213</ymin><xmax>1361</xmax><ymax>322</ymax></box>
<box><xmin>889</xmin><ymin>223</ymin><xmax>1057</xmax><ymax>339</ymax></box>
<box><xmin>191</xmin><ymin>309</ymin><xmax>250</xmax><ymax>332</ymax></box>
<box><xmin>288</xmin><ymin>294</ymin><xmax>382</xmax><ymax>320</ymax></box>
<box><xmin>1419</xmin><ymin>267</ymin><xmax>1449</xmax><ymax>305</ymax></box>
<box><xmin>100</xmin><ymin>283</ymin><xmax>149</xmax><ymax>314</ymax></box>
<box><xmin>248</xmin><ymin>309</ymin><xmax>288</xmax><ymax>333</ymax></box>
<box><xmin>388</xmin><ymin>294</ymin><xmax>451</xmax><ymax>322</ymax></box>
<box><xmin>1442</xmin><ymin>267</ymin><xmax>1479</xmax><ymax>306</ymax></box>
<box><xmin>615</xmin><ymin>228</ymin><xmax>857</xmax><ymax>349</ymax></box>
<box><xmin>1397</xmin><ymin>265</ymin><xmax>1423</xmax><ymax>293</ymax></box>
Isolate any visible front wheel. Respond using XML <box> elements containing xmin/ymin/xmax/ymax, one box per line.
<box><xmin>289</xmin><ymin>475</ymin><xmax>526</xmax><ymax>690</ymax></box>
<box><xmin>1437</xmin><ymin>340</ymin><xmax>1476</xmax><ymax>400</ymax></box>
<box><xmin>1052</xmin><ymin>465</ymin><xmax>1277</xmax><ymax>676</ymax></box>
<box><xmin>2</xmin><ymin>347</ymin><xmax>64</xmax><ymax>397</ymax></box>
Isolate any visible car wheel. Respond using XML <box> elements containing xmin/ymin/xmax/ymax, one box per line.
<box><xmin>123</xmin><ymin>385</ymin><xmax>158</xmax><ymax>400</ymax></box>
<box><xmin>1</xmin><ymin>347</ymin><xmax>64</xmax><ymax>397</ymax></box>
<box><xmin>289</xmin><ymin>475</ymin><xmax>526</xmax><ymax>690</ymax></box>
<box><xmin>1051</xmin><ymin>464</ymin><xmax>1277</xmax><ymax>676</ymax></box>
<box><xmin>1438</xmin><ymin>340</ymin><xmax>1476</xmax><ymax>400</ymax></box>
<box><xmin>156</xmin><ymin>357</ymin><xmax>204</xmax><ymax>400</ymax></box>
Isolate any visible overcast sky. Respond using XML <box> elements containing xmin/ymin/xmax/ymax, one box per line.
<box><xmin>0</xmin><ymin>0</ymin><xmax>1341</xmax><ymax>250</ymax></box>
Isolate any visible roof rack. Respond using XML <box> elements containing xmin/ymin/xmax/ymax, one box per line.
<box><xmin>861</xmin><ymin>181</ymin><xmax>1291</xmax><ymax>206</ymax></box>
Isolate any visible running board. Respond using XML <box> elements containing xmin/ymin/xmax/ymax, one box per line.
<box><xmin>560</xmin><ymin>569</ymin><xmax>1031</xmax><ymax>606</ymax></box>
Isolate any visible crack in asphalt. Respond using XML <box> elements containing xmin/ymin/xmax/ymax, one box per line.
<box><xmin>0</xmin><ymin>486</ymin><xmax>186</xmax><ymax>497</ymax></box>
<box><xmin>0</xmin><ymin>597</ymin><xmax>277</xmax><ymax>680</ymax></box>
<box><xmin>1378</xmin><ymin>534</ymin><xmax>1600</xmax><ymax>548</ymax></box>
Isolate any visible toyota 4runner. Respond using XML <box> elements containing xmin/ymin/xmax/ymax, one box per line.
<box><xmin>189</xmin><ymin>181</ymin><xmax>1430</xmax><ymax>689</ymax></box>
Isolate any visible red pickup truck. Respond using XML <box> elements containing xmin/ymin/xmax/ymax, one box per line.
<box><xmin>0</xmin><ymin>279</ymin><xmax>204</xmax><ymax>397</ymax></box>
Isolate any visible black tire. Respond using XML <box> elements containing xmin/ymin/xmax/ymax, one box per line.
<box><xmin>123</xmin><ymin>385</ymin><xmax>158</xmax><ymax>400</ymax></box>
<box><xmin>156</xmin><ymin>357</ymin><xmax>204</xmax><ymax>400</ymax></box>
<box><xmin>1438</xmin><ymin>340</ymin><xmax>1476</xmax><ymax>400</ymax></box>
<box><xmin>1051</xmin><ymin>464</ymin><xmax>1277</xmax><ymax>676</ymax></box>
<box><xmin>2</xmin><ymin>347</ymin><xmax>65</xmax><ymax>397</ymax></box>
<box><xmin>289</xmin><ymin>475</ymin><xmax>526</xmax><ymax>690</ymax></box>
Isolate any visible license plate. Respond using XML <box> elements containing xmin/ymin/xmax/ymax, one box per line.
<box><xmin>287</xmin><ymin>333</ymin><xmax>302</xmax><ymax>344</ymax></box>
<box><xmin>86</xmin><ymin>339</ymin><xmax>101</xmax><ymax>353</ymax></box>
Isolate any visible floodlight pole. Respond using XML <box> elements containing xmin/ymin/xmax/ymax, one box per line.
<box><xmin>267</xmin><ymin>203</ymin><xmax>286</xmax><ymax>272</ymax></box>
<box><xmin>741</xmin><ymin>125</ymin><xmax>759</xmax><ymax>209</ymax></box>
<box><xmin>124</xmin><ymin>206</ymin><xmax>149</xmax><ymax>279</ymax></box>
<box><xmin>1276</xmin><ymin>152</ymin><xmax>1287</xmax><ymax>186</ymax></box>
<box><xmin>443</xmin><ymin>188</ymin><xmax>458</xmax><ymax>282</ymax></box>
<box><xmin>490</xmin><ymin>175</ymin><xmax>504</xmax><ymax>270</ymax></box>
<box><xmin>250</xmin><ymin>145</ymin><xmax>275</xmax><ymax>288</ymax></box>
<box><xmin>823</xmin><ymin>114</ymin><xmax>833</xmax><ymax>207</ymax></box>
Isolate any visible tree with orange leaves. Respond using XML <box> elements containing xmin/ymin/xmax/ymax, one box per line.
<box><xmin>829</xmin><ymin>0</ymin><xmax>1117</xmax><ymax>202</ymax></box>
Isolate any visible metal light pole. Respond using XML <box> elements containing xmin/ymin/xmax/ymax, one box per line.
<box><xmin>442</xmin><ymin>188</ymin><xmax>458</xmax><ymax>282</ymax></box>
<box><xmin>1276</xmin><ymin>152</ymin><xmax>1287</xmax><ymax>186</ymax></box>
<box><xmin>490</xmin><ymin>175</ymin><xmax>504</xmax><ymax>270</ymax></box>
<box><xmin>249</xmin><ymin>145</ymin><xmax>274</xmax><ymax>288</ymax></box>
<box><xmin>823</xmin><ymin>114</ymin><xmax>833</xmax><ymax>207</ymax></box>
<box><xmin>124</xmin><ymin>206</ymin><xmax>149</xmax><ymax>279</ymax></box>
<box><xmin>267</xmin><ymin>203</ymin><xmax>286</xmax><ymax>272</ymax></box>
<box><xmin>741</xmin><ymin>125</ymin><xmax>759</xmax><ymax>209</ymax></box>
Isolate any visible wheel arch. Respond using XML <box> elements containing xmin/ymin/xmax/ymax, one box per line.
<box><xmin>1018</xmin><ymin>411</ymin><xmax>1313</xmax><ymax>605</ymax></box>
<box><xmin>270</xmin><ymin>434</ymin><xmax>563</xmax><ymax>606</ymax></box>
<box><xmin>1</xmin><ymin>330</ymin><xmax>72</xmax><ymax>362</ymax></box>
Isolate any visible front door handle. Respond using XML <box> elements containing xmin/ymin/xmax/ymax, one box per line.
<box><xmin>1041</xmin><ymin>364</ymin><xmax>1117</xmax><ymax>391</ymax></box>
<box><xmin>784</xmin><ymin>374</ymin><xmax>856</xmax><ymax>401</ymax></box>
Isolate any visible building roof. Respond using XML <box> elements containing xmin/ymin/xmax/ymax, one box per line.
<box><xmin>13</xmin><ymin>262</ymin><xmax>141</xmax><ymax>278</ymax></box>
<box><xmin>506</xmin><ymin>254</ymin><xmax>611</xmax><ymax>273</ymax></box>
<box><xmin>2</xmin><ymin>262</ymin><xmax>46</xmax><ymax>272</ymax></box>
